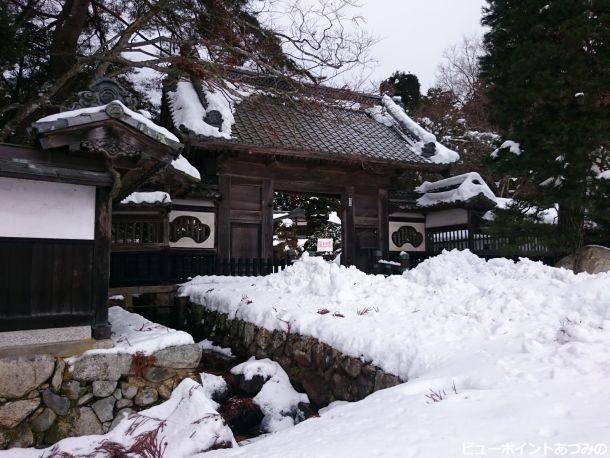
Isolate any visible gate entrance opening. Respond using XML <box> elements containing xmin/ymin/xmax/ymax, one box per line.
<box><xmin>273</xmin><ymin>191</ymin><xmax>342</xmax><ymax>263</ymax></box>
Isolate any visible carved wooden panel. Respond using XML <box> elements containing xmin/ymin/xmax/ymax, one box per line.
<box><xmin>388</xmin><ymin>221</ymin><xmax>426</xmax><ymax>252</ymax></box>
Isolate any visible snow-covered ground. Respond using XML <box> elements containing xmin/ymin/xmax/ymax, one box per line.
<box><xmin>181</xmin><ymin>251</ymin><xmax>610</xmax><ymax>381</ymax></box>
<box><xmin>181</xmin><ymin>250</ymin><xmax>610</xmax><ymax>457</ymax></box>
<box><xmin>78</xmin><ymin>305</ymin><xmax>195</xmax><ymax>358</ymax></box>
<box><xmin>6</xmin><ymin>252</ymin><xmax>610</xmax><ymax>457</ymax></box>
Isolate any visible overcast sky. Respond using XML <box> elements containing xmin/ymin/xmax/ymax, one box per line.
<box><xmin>347</xmin><ymin>0</ymin><xmax>487</xmax><ymax>91</ymax></box>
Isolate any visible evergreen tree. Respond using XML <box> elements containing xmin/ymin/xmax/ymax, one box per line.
<box><xmin>480</xmin><ymin>0</ymin><xmax>610</xmax><ymax>250</ymax></box>
<box><xmin>380</xmin><ymin>71</ymin><xmax>421</xmax><ymax>112</ymax></box>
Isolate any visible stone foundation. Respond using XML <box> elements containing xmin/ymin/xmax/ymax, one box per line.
<box><xmin>0</xmin><ymin>344</ymin><xmax>201</xmax><ymax>449</ymax></box>
<box><xmin>186</xmin><ymin>302</ymin><xmax>404</xmax><ymax>408</ymax></box>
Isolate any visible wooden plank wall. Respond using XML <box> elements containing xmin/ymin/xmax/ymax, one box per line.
<box><xmin>0</xmin><ymin>238</ymin><xmax>94</xmax><ymax>331</ymax></box>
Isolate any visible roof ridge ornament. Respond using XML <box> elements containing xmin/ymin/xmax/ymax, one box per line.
<box><xmin>75</xmin><ymin>78</ymin><xmax>135</xmax><ymax>110</ymax></box>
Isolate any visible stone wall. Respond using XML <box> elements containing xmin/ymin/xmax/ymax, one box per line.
<box><xmin>0</xmin><ymin>344</ymin><xmax>201</xmax><ymax>449</ymax></box>
<box><xmin>186</xmin><ymin>302</ymin><xmax>404</xmax><ymax>408</ymax></box>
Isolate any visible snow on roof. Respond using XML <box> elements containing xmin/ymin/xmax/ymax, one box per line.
<box><xmin>416</xmin><ymin>172</ymin><xmax>497</xmax><ymax>207</ymax></box>
<box><xmin>379</xmin><ymin>95</ymin><xmax>460</xmax><ymax>164</ymax></box>
<box><xmin>167</xmin><ymin>80</ymin><xmax>253</xmax><ymax>139</ymax></box>
<box><xmin>491</xmin><ymin>140</ymin><xmax>521</xmax><ymax>158</ymax></box>
<box><xmin>171</xmin><ymin>154</ymin><xmax>201</xmax><ymax>180</ymax></box>
<box><xmin>120</xmin><ymin>191</ymin><xmax>171</xmax><ymax>205</ymax></box>
<box><xmin>35</xmin><ymin>100</ymin><xmax>180</xmax><ymax>143</ymax></box>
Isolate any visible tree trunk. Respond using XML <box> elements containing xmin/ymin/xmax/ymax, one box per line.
<box><xmin>49</xmin><ymin>0</ymin><xmax>91</xmax><ymax>80</ymax></box>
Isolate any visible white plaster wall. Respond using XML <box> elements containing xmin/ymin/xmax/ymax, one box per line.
<box><xmin>426</xmin><ymin>208</ymin><xmax>468</xmax><ymax>228</ymax></box>
<box><xmin>389</xmin><ymin>221</ymin><xmax>426</xmax><ymax>252</ymax></box>
<box><xmin>0</xmin><ymin>177</ymin><xmax>96</xmax><ymax>240</ymax></box>
<box><xmin>169</xmin><ymin>210</ymin><xmax>215</xmax><ymax>249</ymax></box>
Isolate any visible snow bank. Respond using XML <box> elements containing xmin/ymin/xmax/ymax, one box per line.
<box><xmin>36</xmin><ymin>100</ymin><xmax>179</xmax><ymax>143</ymax></box>
<box><xmin>231</xmin><ymin>358</ymin><xmax>309</xmax><ymax>432</ymax></box>
<box><xmin>197</xmin><ymin>252</ymin><xmax>610</xmax><ymax>458</ymax></box>
<box><xmin>416</xmin><ymin>172</ymin><xmax>496</xmax><ymax>207</ymax></box>
<box><xmin>181</xmin><ymin>250</ymin><xmax>610</xmax><ymax>382</ymax></box>
<box><xmin>121</xmin><ymin>191</ymin><xmax>171</xmax><ymax>205</ymax></box>
<box><xmin>172</xmin><ymin>154</ymin><xmax>201</xmax><ymax>180</ymax></box>
<box><xmin>6</xmin><ymin>379</ymin><xmax>236</xmax><ymax>457</ymax></box>
<box><xmin>77</xmin><ymin>306</ymin><xmax>194</xmax><ymax>357</ymax></box>
<box><xmin>167</xmin><ymin>81</ymin><xmax>252</xmax><ymax>139</ymax></box>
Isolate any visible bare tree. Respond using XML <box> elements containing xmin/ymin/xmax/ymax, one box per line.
<box><xmin>435</xmin><ymin>34</ymin><xmax>483</xmax><ymax>106</ymax></box>
<box><xmin>0</xmin><ymin>0</ymin><xmax>375</xmax><ymax>141</ymax></box>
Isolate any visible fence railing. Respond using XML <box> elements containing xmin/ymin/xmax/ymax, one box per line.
<box><xmin>110</xmin><ymin>250</ymin><xmax>288</xmax><ymax>287</ymax></box>
<box><xmin>426</xmin><ymin>225</ymin><xmax>551</xmax><ymax>256</ymax></box>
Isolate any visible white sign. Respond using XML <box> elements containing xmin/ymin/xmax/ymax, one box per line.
<box><xmin>316</xmin><ymin>238</ymin><xmax>333</xmax><ymax>252</ymax></box>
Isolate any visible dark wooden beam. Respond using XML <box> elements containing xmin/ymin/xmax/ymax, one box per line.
<box><xmin>378</xmin><ymin>188</ymin><xmax>389</xmax><ymax>260</ymax></box>
<box><xmin>342</xmin><ymin>186</ymin><xmax>356</xmax><ymax>267</ymax></box>
<box><xmin>92</xmin><ymin>187</ymin><xmax>112</xmax><ymax>340</ymax></box>
<box><xmin>217</xmin><ymin>175</ymin><xmax>231</xmax><ymax>258</ymax></box>
<box><xmin>191</xmin><ymin>138</ymin><xmax>450</xmax><ymax>173</ymax></box>
<box><xmin>261</xmin><ymin>178</ymin><xmax>273</xmax><ymax>259</ymax></box>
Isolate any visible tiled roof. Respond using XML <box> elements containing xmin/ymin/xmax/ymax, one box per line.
<box><xmin>166</xmin><ymin>73</ymin><xmax>446</xmax><ymax>168</ymax></box>
<box><xmin>224</xmin><ymin>96</ymin><xmax>430</xmax><ymax>165</ymax></box>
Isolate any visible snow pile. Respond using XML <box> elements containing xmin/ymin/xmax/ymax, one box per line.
<box><xmin>491</xmin><ymin>140</ymin><xmax>522</xmax><ymax>158</ymax></box>
<box><xmin>121</xmin><ymin>191</ymin><xmax>171</xmax><ymax>205</ymax></box>
<box><xmin>167</xmin><ymin>80</ymin><xmax>252</xmax><ymax>139</ymax></box>
<box><xmin>231</xmin><ymin>358</ymin><xmax>309</xmax><ymax>432</ymax></box>
<box><xmin>379</xmin><ymin>95</ymin><xmax>460</xmax><ymax>164</ymax></box>
<box><xmin>76</xmin><ymin>306</ymin><xmax>194</xmax><ymax>357</ymax></box>
<box><xmin>36</xmin><ymin>100</ymin><xmax>179</xmax><ymax>143</ymax></box>
<box><xmin>416</xmin><ymin>172</ymin><xmax>497</xmax><ymax>207</ymax></box>
<box><xmin>200</xmin><ymin>372</ymin><xmax>229</xmax><ymax>401</ymax></box>
<box><xmin>182</xmin><ymin>250</ymin><xmax>610</xmax><ymax>382</ymax></box>
<box><xmin>6</xmin><ymin>379</ymin><xmax>236</xmax><ymax>457</ymax></box>
<box><xmin>171</xmin><ymin>154</ymin><xmax>201</xmax><ymax>180</ymax></box>
<box><xmin>598</xmin><ymin>170</ymin><xmax>610</xmax><ymax>180</ymax></box>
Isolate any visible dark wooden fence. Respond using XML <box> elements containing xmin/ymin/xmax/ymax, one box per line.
<box><xmin>0</xmin><ymin>238</ymin><xmax>95</xmax><ymax>331</ymax></box>
<box><xmin>110</xmin><ymin>250</ymin><xmax>288</xmax><ymax>287</ymax></box>
<box><xmin>426</xmin><ymin>225</ymin><xmax>550</xmax><ymax>256</ymax></box>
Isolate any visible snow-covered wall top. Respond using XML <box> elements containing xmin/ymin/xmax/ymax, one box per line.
<box><xmin>35</xmin><ymin>100</ymin><xmax>179</xmax><ymax>143</ymax></box>
<box><xmin>121</xmin><ymin>191</ymin><xmax>171</xmax><ymax>205</ymax></box>
<box><xmin>378</xmin><ymin>95</ymin><xmax>460</xmax><ymax>164</ymax></box>
<box><xmin>167</xmin><ymin>80</ymin><xmax>253</xmax><ymax>139</ymax></box>
<box><xmin>416</xmin><ymin>172</ymin><xmax>497</xmax><ymax>207</ymax></box>
<box><xmin>0</xmin><ymin>177</ymin><xmax>95</xmax><ymax>239</ymax></box>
